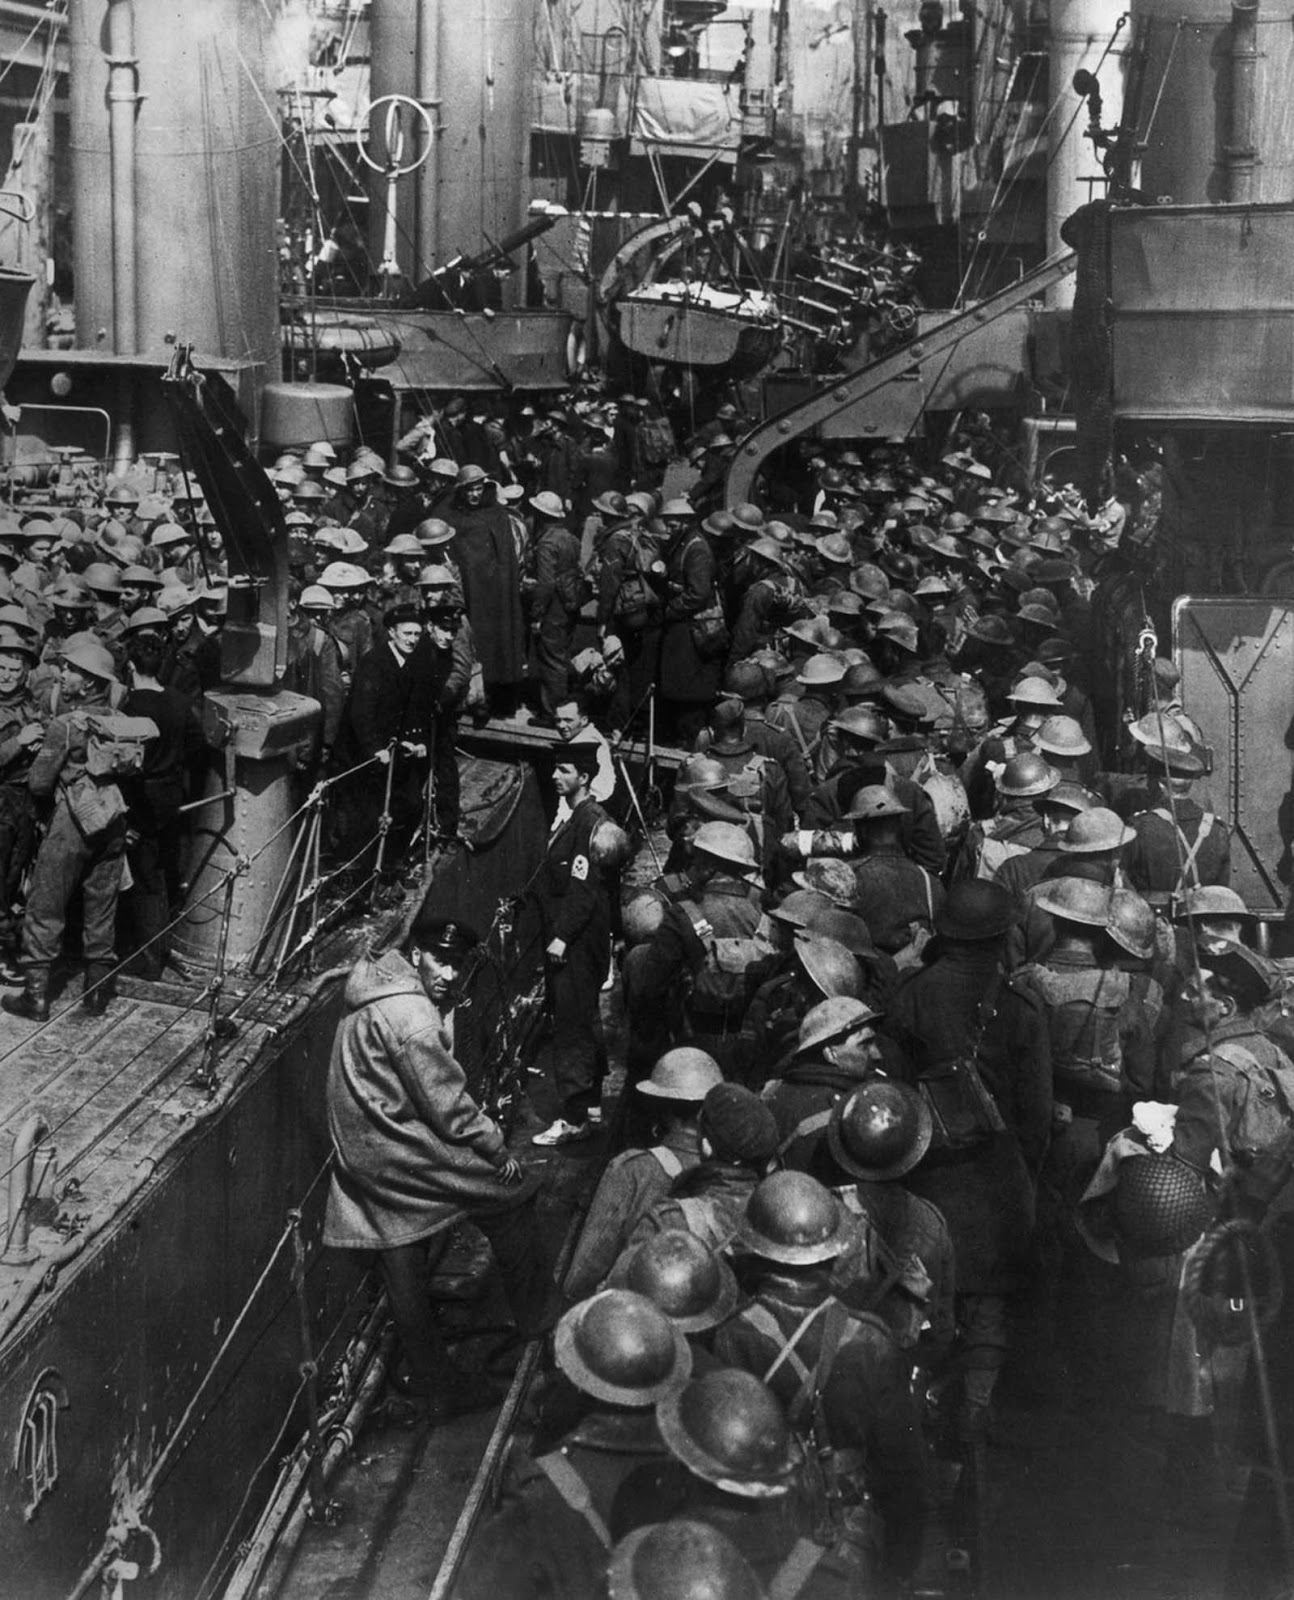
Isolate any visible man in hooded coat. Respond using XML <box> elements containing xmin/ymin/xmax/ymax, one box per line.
<box><xmin>324</xmin><ymin>915</ymin><xmax>549</xmax><ymax>1417</ymax></box>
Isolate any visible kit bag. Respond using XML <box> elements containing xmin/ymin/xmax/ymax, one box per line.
<box><xmin>82</xmin><ymin>713</ymin><xmax>158</xmax><ymax>779</ymax></box>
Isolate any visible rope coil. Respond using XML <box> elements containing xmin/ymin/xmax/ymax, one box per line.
<box><xmin>1183</xmin><ymin>1216</ymin><xmax>1283</xmax><ymax>1344</ymax></box>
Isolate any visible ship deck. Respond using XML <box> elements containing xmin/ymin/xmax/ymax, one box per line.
<box><xmin>264</xmin><ymin>811</ymin><xmax>1251</xmax><ymax>1600</ymax></box>
<box><xmin>0</xmin><ymin>732</ymin><xmax>573</xmax><ymax>1352</ymax></box>
<box><xmin>0</xmin><ymin>967</ymin><xmax>312</xmax><ymax>1348</ymax></box>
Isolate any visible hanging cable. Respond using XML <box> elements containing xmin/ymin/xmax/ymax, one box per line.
<box><xmin>1138</xmin><ymin>18</ymin><xmax>1184</xmax><ymax>157</ymax></box>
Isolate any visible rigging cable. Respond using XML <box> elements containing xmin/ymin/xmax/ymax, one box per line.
<box><xmin>957</xmin><ymin>16</ymin><xmax>1127</xmax><ymax>306</ymax></box>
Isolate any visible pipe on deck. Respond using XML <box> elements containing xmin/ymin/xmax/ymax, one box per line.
<box><xmin>416</xmin><ymin>0</ymin><xmax>441</xmax><ymax>275</ymax></box>
<box><xmin>105</xmin><ymin>0</ymin><xmax>138</xmax><ymax>472</ymax></box>
<box><xmin>1224</xmin><ymin>0</ymin><xmax>1260</xmax><ymax>202</ymax></box>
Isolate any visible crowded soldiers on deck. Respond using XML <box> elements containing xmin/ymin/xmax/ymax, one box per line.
<box><xmin>6</xmin><ymin>388</ymin><xmax>1293</xmax><ymax>1595</ymax></box>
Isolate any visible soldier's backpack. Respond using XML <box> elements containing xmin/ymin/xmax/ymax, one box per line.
<box><xmin>63</xmin><ymin>713</ymin><xmax>158</xmax><ymax>838</ymax></box>
<box><xmin>676</xmin><ymin>895</ymin><xmax>767</xmax><ymax>1021</ymax></box>
<box><xmin>81</xmin><ymin>712</ymin><xmax>159</xmax><ymax>779</ymax></box>
<box><xmin>1203</xmin><ymin>1035</ymin><xmax>1294</xmax><ymax>1165</ymax></box>
<box><xmin>608</xmin><ymin>528</ymin><xmax>663</xmax><ymax>630</ymax></box>
<box><xmin>1027</xmin><ymin>964</ymin><xmax>1132</xmax><ymax>1099</ymax></box>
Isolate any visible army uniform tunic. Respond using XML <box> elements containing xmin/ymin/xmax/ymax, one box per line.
<box><xmin>765</xmin><ymin>691</ymin><xmax>835</xmax><ymax>779</ymax></box>
<box><xmin>963</xmin><ymin>801</ymin><xmax>1049</xmax><ymax>882</ymax></box>
<box><xmin>455</xmin><ymin>1410</ymin><xmax>683</xmax><ymax>1600</ymax></box>
<box><xmin>883</xmin><ymin>949</ymin><xmax>1052</xmax><ymax>1292</ymax></box>
<box><xmin>740</xmin><ymin>962</ymin><xmax>810</xmax><ymax>1085</ymax></box>
<box><xmin>625</xmin><ymin>1161</ymin><xmax>763</xmax><ymax>1254</ymax></box>
<box><xmin>594</xmin><ymin>519</ymin><xmax>664</xmax><ymax>723</ymax></box>
<box><xmin>622</xmin><ymin>872</ymin><xmax>765</xmax><ymax>1079</ymax></box>
<box><xmin>564</xmin><ymin>1128</ymin><xmax>703</xmax><ymax>1300</ymax></box>
<box><xmin>729</xmin><ymin>574</ymin><xmax>802</xmax><ymax>662</ymax></box>
<box><xmin>1124</xmin><ymin>798</ymin><xmax>1232</xmax><ymax>899</ymax></box>
<box><xmin>530</xmin><ymin>519</ymin><xmax>584</xmax><ymax>715</ymax></box>
<box><xmin>801</xmin><ymin>762</ymin><xmax>947</xmax><ymax>873</ymax></box>
<box><xmin>659</xmin><ymin>529</ymin><xmax>723</xmax><ymax>735</ymax></box>
<box><xmin>852</xmin><ymin>847</ymin><xmax>946</xmax><ymax>956</ymax></box>
<box><xmin>713</xmin><ymin>1272</ymin><xmax>929</xmax><ymax>1581</ymax></box>
<box><xmin>762</xmin><ymin>1050</ymin><xmax>910</xmax><ymax>1177</ymax></box>
<box><xmin>745</xmin><ymin>709</ymin><xmax>812</xmax><ymax>819</ymax></box>
<box><xmin>835</xmin><ymin>1181</ymin><xmax>956</xmax><ymax>1365</ymax></box>
<box><xmin>21</xmin><ymin>682</ymin><xmax>128</xmax><ymax>975</ymax></box>
<box><xmin>0</xmin><ymin>684</ymin><xmax>42</xmax><ymax>943</ymax></box>
<box><xmin>1172</xmin><ymin>1019</ymin><xmax>1294</xmax><ymax>1178</ymax></box>
<box><xmin>1020</xmin><ymin>950</ymin><xmax>1157</xmax><ymax>1202</ymax></box>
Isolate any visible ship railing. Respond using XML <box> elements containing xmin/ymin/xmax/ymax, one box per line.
<box><xmin>0</xmin><ymin>746</ymin><xmax>399</xmax><ymax>1218</ymax></box>
<box><xmin>248</xmin><ymin>743</ymin><xmax>401</xmax><ymax>989</ymax></box>
<box><xmin>63</xmin><ymin>1155</ymin><xmax>381</xmax><ymax>1600</ymax></box>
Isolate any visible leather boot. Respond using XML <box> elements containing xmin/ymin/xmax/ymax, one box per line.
<box><xmin>2</xmin><ymin>967</ymin><xmax>50</xmax><ymax>1023</ymax></box>
<box><xmin>80</xmin><ymin>963</ymin><xmax>117</xmax><ymax>1016</ymax></box>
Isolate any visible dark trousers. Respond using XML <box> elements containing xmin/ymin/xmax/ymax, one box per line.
<box><xmin>378</xmin><ymin>1197</ymin><xmax>549</xmax><ymax>1394</ymax></box>
<box><xmin>659</xmin><ymin>702</ymin><xmax>709</xmax><ymax>746</ymax></box>
<box><xmin>534</xmin><ymin>619</ymin><xmax>575</xmax><ymax>715</ymax></box>
<box><xmin>122</xmin><ymin>806</ymin><xmax>182</xmax><ymax>976</ymax></box>
<box><xmin>430</xmin><ymin>717</ymin><xmax>461</xmax><ymax>834</ymax></box>
<box><xmin>0</xmin><ymin>783</ymin><xmax>36</xmax><ymax>942</ymax></box>
<box><xmin>1225</xmin><ymin>1463</ymin><xmax>1289</xmax><ymax>1600</ymax></box>
<box><xmin>621</xmin><ymin>941</ymin><xmax>679</xmax><ymax>1088</ymax></box>
<box><xmin>622</xmin><ymin>626</ymin><xmax>661</xmax><ymax>726</ymax></box>
<box><xmin>337</xmin><ymin>757</ymin><xmax>425</xmax><ymax>880</ymax></box>
<box><xmin>551</xmin><ymin>930</ymin><xmax>609</xmax><ymax>1122</ymax></box>
<box><xmin>955</xmin><ymin>1291</ymin><xmax>1010</xmax><ymax>1406</ymax></box>
<box><xmin>22</xmin><ymin>805</ymin><xmax>125</xmax><ymax>969</ymax></box>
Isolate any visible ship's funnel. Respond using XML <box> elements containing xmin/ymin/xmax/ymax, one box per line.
<box><xmin>68</xmin><ymin>0</ymin><xmax>280</xmax><ymax>381</ymax></box>
<box><xmin>1131</xmin><ymin>0</ymin><xmax>1294</xmax><ymax>203</ymax></box>
<box><xmin>369</xmin><ymin>0</ymin><xmax>533</xmax><ymax>297</ymax></box>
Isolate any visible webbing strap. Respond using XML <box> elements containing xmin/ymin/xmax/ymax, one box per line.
<box><xmin>648</xmin><ymin>1145</ymin><xmax>683</xmax><ymax>1178</ymax></box>
<box><xmin>1212</xmin><ymin>1038</ymin><xmax>1264</xmax><ymax>1076</ymax></box>
<box><xmin>777</xmin><ymin>710</ymin><xmax>806</xmax><ymax>764</ymax></box>
<box><xmin>675</xmin><ymin>1196</ymin><xmax>739</xmax><ymax>1252</ymax></box>
<box><xmin>789</xmin><ymin>1297</ymin><xmax>851</xmax><ymax>1425</ymax></box>
<box><xmin>747</xmin><ymin>1303</ymin><xmax>813</xmax><ymax>1385</ymax></box>
<box><xmin>768</xmin><ymin>1538</ymin><xmax>825</xmax><ymax>1600</ymax></box>
<box><xmin>1153</xmin><ymin>807</ymin><xmax>1215</xmax><ymax>889</ymax></box>
<box><xmin>677</xmin><ymin>895</ymin><xmax>715</xmax><ymax>944</ymax></box>
<box><xmin>778</xmin><ymin>1107</ymin><xmax>833</xmax><ymax>1156</ymax></box>
<box><xmin>534</xmin><ymin>1451</ymin><xmax>612</xmax><ymax>1550</ymax></box>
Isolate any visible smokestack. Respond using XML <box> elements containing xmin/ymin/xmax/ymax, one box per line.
<box><xmin>70</xmin><ymin>0</ymin><xmax>280</xmax><ymax>374</ymax></box>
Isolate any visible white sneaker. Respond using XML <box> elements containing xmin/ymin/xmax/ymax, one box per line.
<box><xmin>531</xmin><ymin>1118</ymin><xmax>594</xmax><ymax>1147</ymax></box>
